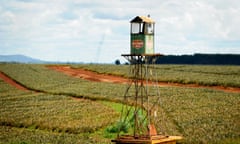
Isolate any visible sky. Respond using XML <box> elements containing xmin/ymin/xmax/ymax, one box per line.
<box><xmin>0</xmin><ymin>0</ymin><xmax>240</xmax><ymax>63</ymax></box>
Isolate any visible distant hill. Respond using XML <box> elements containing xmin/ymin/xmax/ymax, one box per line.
<box><xmin>0</xmin><ymin>54</ymin><xmax>45</xmax><ymax>63</ymax></box>
<box><xmin>156</xmin><ymin>54</ymin><xmax>240</xmax><ymax>65</ymax></box>
<box><xmin>1</xmin><ymin>54</ymin><xmax>240</xmax><ymax>65</ymax></box>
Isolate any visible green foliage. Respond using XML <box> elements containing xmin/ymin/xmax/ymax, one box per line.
<box><xmin>71</xmin><ymin>64</ymin><xmax>129</xmax><ymax>77</ymax></box>
<box><xmin>0</xmin><ymin>64</ymin><xmax>240</xmax><ymax>144</ymax></box>
<box><xmin>155</xmin><ymin>87</ymin><xmax>240</xmax><ymax>143</ymax></box>
<box><xmin>0</xmin><ymin>126</ymin><xmax>103</xmax><ymax>144</ymax></box>
<box><xmin>73</xmin><ymin>64</ymin><xmax>240</xmax><ymax>87</ymax></box>
<box><xmin>0</xmin><ymin>79</ymin><xmax>118</xmax><ymax>143</ymax></box>
<box><xmin>0</xmin><ymin>91</ymin><xmax>118</xmax><ymax>134</ymax></box>
<box><xmin>0</xmin><ymin>64</ymin><xmax>127</xmax><ymax>102</ymax></box>
<box><xmin>106</xmin><ymin>121</ymin><xmax>129</xmax><ymax>134</ymax></box>
<box><xmin>102</xmin><ymin>102</ymin><xmax>132</xmax><ymax>137</ymax></box>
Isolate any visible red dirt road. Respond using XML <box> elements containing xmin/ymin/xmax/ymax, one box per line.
<box><xmin>0</xmin><ymin>66</ymin><xmax>239</xmax><ymax>93</ymax></box>
<box><xmin>0</xmin><ymin>72</ymin><xmax>28</xmax><ymax>91</ymax></box>
<box><xmin>49</xmin><ymin>66</ymin><xmax>240</xmax><ymax>93</ymax></box>
<box><xmin>48</xmin><ymin>66</ymin><xmax>129</xmax><ymax>84</ymax></box>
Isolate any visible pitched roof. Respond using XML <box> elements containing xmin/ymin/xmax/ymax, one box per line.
<box><xmin>130</xmin><ymin>16</ymin><xmax>155</xmax><ymax>23</ymax></box>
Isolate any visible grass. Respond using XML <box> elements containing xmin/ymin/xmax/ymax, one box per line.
<box><xmin>0</xmin><ymin>63</ymin><xmax>240</xmax><ymax>143</ymax></box>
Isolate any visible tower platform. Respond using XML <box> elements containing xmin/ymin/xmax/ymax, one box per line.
<box><xmin>112</xmin><ymin>135</ymin><xmax>183</xmax><ymax>144</ymax></box>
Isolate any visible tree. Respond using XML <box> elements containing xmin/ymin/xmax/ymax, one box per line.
<box><xmin>115</xmin><ymin>59</ymin><xmax>121</xmax><ymax>65</ymax></box>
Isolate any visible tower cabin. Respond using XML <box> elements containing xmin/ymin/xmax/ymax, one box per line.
<box><xmin>130</xmin><ymin>16</ymin><xmax>155</xmax><ymax>55</ymax></box>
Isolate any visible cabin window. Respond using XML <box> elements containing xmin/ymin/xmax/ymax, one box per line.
<box><xmin>146</xmin><ymin>23</ymin><xmax>154</xmax><ymax>34</ymax></box>
<box><xmin>131</xmin><ymin>23</ymin><xmax>139</xmax><ymax>34</ymax></box>
<box><xmin>131</xmin><ymin>23</ymin><xmax>144</xmax><ymax>34</ymax></box>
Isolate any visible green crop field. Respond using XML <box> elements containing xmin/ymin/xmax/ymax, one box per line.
<box><xmin>0</xmin><ymin>78</ymin><xmax>120</xmax><ymax>143</ymax></box>
<box><xmin>0</xmin><ymin>63</ymin><xmax>240</xmax><ymax>144</ymax></box>
<box><xmin>73</xmin><ymin>64</ymin><xmax>240</xmax><ymax>87</ymax></box>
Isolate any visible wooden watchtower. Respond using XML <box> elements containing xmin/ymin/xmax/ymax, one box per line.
<box><xmin>112</xmin><ymin>15</ymin><xmax>183</xmax><ymax>144</ymax></box>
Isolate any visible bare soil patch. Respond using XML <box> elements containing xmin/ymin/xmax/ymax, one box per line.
<box><xmin>48</xmin><ymin>66</ymin><xmax>240</xmax><ymax>93</ymax></box>
<box><xmin>1</xmin><ymin>66</ymin><xmax>239</xmax><ymax>93</ymax></box>
<box><xmin>0</xmin><ymin>72</ymin><xmax>28</xmax><ymax>91</ymax></box>
<box><xmin>48</xmin><ymin>66</ymin><xmax>129</xmax><ymax>84</ymax></box>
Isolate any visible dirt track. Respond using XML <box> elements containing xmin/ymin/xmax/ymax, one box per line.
<box><xmin>48</xmin><ymin>66</ymin><xmax>130</xmax><ymax>84</ymax></box>
<box><xmin>49</xmin><ymin>66</ymin><xmax>240</xmax><ymax>93</ymax></box>
<box><xmin>0</xmin><ymin>72</ymin><xmax>28</xmax><ymax>91</ymax></box>
<box><xmin>0</xmin><ymin>66</ymin><xmax>239</xmax><ymax>93</ymax></box>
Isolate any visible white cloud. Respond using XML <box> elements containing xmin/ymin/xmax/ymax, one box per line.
<box><xmin>0</xmin><ymin>0</ymin><xmax>239</xmax><ymax>63</ymax></box>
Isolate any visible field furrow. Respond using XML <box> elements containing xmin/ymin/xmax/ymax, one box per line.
<box><xmin>0</xmin><ymin>63</ymin><xmax>239</xmax><ymax>144</ymax></box>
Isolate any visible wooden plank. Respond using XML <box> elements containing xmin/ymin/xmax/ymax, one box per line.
<box><xmin>112</xmin><ymin>135</ymin><xmax>183</xmax><ymax>144</ymax></box>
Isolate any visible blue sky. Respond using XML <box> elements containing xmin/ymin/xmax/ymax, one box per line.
<box><xmin>0</xmin><ymin>0</ymin><xmax>240</xmax><ymax>63</ymax></box>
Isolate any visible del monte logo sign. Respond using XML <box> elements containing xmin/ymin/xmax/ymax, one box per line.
<box><xmin>132</xmin><ymin>40</ymin><xmax>144</xmax><ymax>49</ymax></box>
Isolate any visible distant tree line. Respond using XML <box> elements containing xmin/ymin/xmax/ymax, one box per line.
<box><xmin>155</xmin><ymin>54</ymin><xmax>240</xmax><ymax>65</ymax></box>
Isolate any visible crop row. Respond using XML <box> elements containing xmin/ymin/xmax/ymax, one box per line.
<box><xmin>154</xmin><ymin>87</ymin><xmax>240</xmax><ymax>143</ymax></box>
<box><xmin>0</xmin><ymin>64</ymin><xmax>240</xmax><ymax>143</ymax></box>
<box><xmin>73</xmin><ymin>64</ymin><xmax>240</xmax><ymax>87</ymax></box>
<box><xmin>0</xmin><ymin>64</ymin><xmax>127</xmax><ymax>102</ymax></box>
<box><xmin>0</xmin><ymin>79</ymin><xmax>119</xmax><ymax>143</ymax></box>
